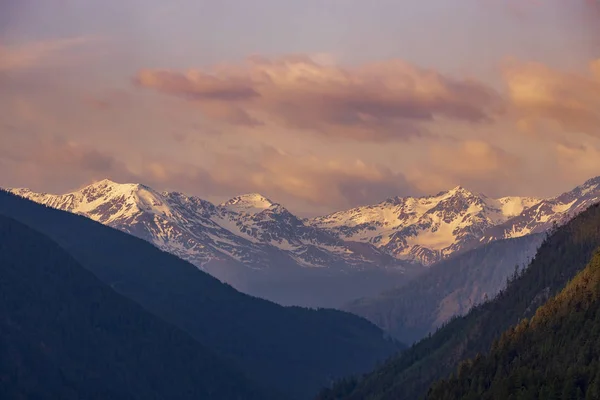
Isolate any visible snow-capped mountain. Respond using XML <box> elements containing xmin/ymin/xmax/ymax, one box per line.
<box><xmin>481</xmin><ymin>176</ymin><xmax>600</xmax><ymax>243</ymax></box>
<box><xmin>309</xmin><ymin>186</ymin><xmax>541</xmax><ymax>265</ymax></box>
<box><xmin>8</xmin><ymin>176</ymin><xmax>600</xmax><ymax>270</ymax></box>
<box><xmin>9</xmin><ymin>179</ymin><xmax>399</xmax><ymax>273</ymax></box>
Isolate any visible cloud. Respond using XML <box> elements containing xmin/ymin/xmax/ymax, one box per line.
<box><xmin>504</xmin><ymin>58</ymin><xmax>600</xmax><ymax>135</ymax></box>
<box><xmin>0</xmin><ymin>130</ymin><xmax>135</xmax><ymax>192</ymax></box>
<box><xmin>134</xmin><ymin>55</ymin><xmax>503</xmax><ymax>141</ymax></box>
<box><xmin>0</xmin><ymin>36</ymin><xmax>97</xmax><ymax>72</ymax></box>
<box><xmin>555</xmin><ymin>141</ymin><xmax>600</xmax><ymax>180</ymax></box>
<box><xmin>407</xmin><ymin>140</ymin><xmax>523</xmax><ymax>196</ymax></box>
<box><xmin>138</xmin><ymin>146</ymin><xmax>416</xmax><ymax>214</ymax></box>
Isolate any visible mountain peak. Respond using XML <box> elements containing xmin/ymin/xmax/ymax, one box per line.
<box><xmin>89</xmin><ymin>178</ymin><xmax>121</xmax><ymax>188</ymax></box>
<box><xmin>221</xmin><ymin>193</ymin><xmax>275</xmax><ymax>212</ymax></box>
<box><xmin>96</xmin><ymin>178</ymin><xmax>118</xmax><ymax>185</ymax></box>
<box><xmin>581</xmin><ymin>176</ymin><xmax>600</xmax><ymax>190</ymax></box>
<box><xmin>445</xmin><ymin>185</ymin><xmax>475</xmax><ymax>197</ymax></box>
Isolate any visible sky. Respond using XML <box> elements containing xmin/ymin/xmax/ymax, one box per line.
<box><xmin>1</xmin><ymin>0</ymin><xmax>599</xmax><ymax>216</ymax></box>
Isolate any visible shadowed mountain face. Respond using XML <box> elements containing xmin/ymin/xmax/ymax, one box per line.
<box><xmin>0</xmin><ymin>215</ymin><xmax>273</xmax><ymax>400</ymax></box>
<box><xmin>8</xmin><ymin>177</ymin><xmax>600</xmax><ymax>308</ymax></box>
<box><xmin>0</xmin><ymin>190</ymin><xmax>400</xmax><ymax>400</ymax></box>
<box><xmin>316</xmin><ymin>202</ymin><xmax>600</xmax><ymax>400</ymax></box>
<box><xmin>344</xmin><ymin>233</ymin><xmax>545</xmax><ymax>344</ymax></box>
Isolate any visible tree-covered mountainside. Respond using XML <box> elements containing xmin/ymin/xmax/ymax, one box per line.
<box><xmin>345</xmin><ymin>233</ymin><xmax>544</xmax><ymax>344</ymax></box>
<box><xmin>316</xmin><ymin>203</ymin><xmax>600</xmax><ymax>400</ymax></box>
<box><xmin>0</xmin><ymin>215</ymin><xmax>273</xmax><ymax>400</ymax></box>
<box><xmin>427</xmin><ymin>250</ymin><xmax>600</xmax><ymax>400</ymax></box>
<box><xmin>0</xmin><ymin>190</ymin><xmax>400</xmax><ymax>400</ymax></box>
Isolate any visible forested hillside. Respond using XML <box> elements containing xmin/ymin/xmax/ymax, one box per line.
<box><xmin>428</xmin><ymin>250</ymin><xmax>600</xmax><ymax>400</ymax></box>
<box><xmin>0</xmin><ymin>215</ymin><xmax>273</xmax><ymax>399</ymax></box>
<box><xmin>345</xmin><ymin>233</ymin><xmax>544</xmax><ymax>344</ymax></box>
<box><xmin>316</xmin><ymin>203</ymin><xmax>600</xmax><ymax>400</ymax></box>
<box><xmin>0</xmin><ymin>190</ymin><xmax>400</xmax><ymax>400</ymax></box>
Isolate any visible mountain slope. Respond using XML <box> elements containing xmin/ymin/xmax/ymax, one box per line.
<box><xmin>0</xmin><ymin>215</ymin><xmax>273</xmax><ymax>400</ymax></box>
<box><xmin>9</xmin><ymin>180</ymin><xmax>412</xmax><ymax>308</ymax></box>
<box><xmin>309</xmin><ymin>186</ymin><xmax>541</xmax><ymax>265</ymax></box>
<box><xmin>344</xmin><ymin>233</ymin><xmax>545</xmax><ymax>344</ymax></box>
<box><xmin>0</xmin><ymin>190</ymin><xmax>400</xmax><ymax>400</ymax></box>
<box><xmin>311</xmin><ymin>177</ymin><xmax>600</xmax><ymax>265</ymax></box>
<box><xmin>427</xmin><ymin>250</ymin><xmax>600</xmax><ymax>400</ymax></box>
<box><xmin>10</xmin><ymin>176</ymin><xmax>600</xmax><ymax>309</ymax></box>
<box><xmin>482</xmin><ymin>176</ymin><xmax>600</xmax><ymax>242</ymax></box>
<box><xmin>11</xmin><ymin>177</ymin><xmax>600</xmax><ymax>272</ymax></box>
<box><xmin>10</xmin><ymin>180</ymin><xmax>399</xmax><ymax>272</ymax></box>
<box><xmin>316</xmin><ymin>202</ymin><xmax>600</xmax><ymax>400</ymax></box>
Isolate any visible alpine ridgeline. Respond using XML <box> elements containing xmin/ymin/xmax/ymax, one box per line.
<box><xmin>0</xmin><ymin>190</ymin><xmax>400</xmax><ymax>400</ymax></box>
<box><xmin>8</xmin><ymin>176</ymin><xmax>600</xmax><ymax>307</ymax></box>
<box><xmin>316</xmin><ymin>201</ymin><xmax>600</xmax><ymax>400</ymax></box>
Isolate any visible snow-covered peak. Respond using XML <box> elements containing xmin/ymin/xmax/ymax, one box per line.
<box><xmin>574</xmin><ymin>176</ymin><xmax>600</xmax><ymax>196</ymax></box>
<box><xmin>221</xmin><ymin>193</ymin><xmax>276</xmax><ymax>214</ymax></box>
<box><xmin>495</xmin><ymin>196</ymin><xmax>542</xmax><ymax>217</ymax></box>
<box><xmin>582</xmin><ymin>175</ymin><xmax>600</xmax><ymax>187</ymax></box>
<box><xmin>10</xmin><ymin>180</ymin><xmax>180</xmax><ymax>224</ymax></box>
<box><xmin>90</xmin><ymin>178</ymin><xmax>119</xmax><ymax>187</ymax></box>
<box><xmin>446</xmin><ymin>185</ymin><xmax>472</xmax><ymax>196</ymax></box>
<box><xmin>9</xmin><ymin>176</ymin><xmax>600</xmax><ymax>268</ymax></box>
<box><xmin>308</xmin><ymin>184</ymin><xmax>547</xmax><ymax>264</ymax></box>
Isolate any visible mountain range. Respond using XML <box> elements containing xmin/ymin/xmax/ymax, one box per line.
<box><xmin>4</xmin><ymin>178</ymin><xmax>600</xmax><ymax>399</ymax></box>
<box><xmin>7</xmin><ymin>176</ymin><xmax>600</xmax><ymax>307</ymax></box>
<box><xmin>317</xmin><ymin>201</ymin><xmax>600</xmax><ymax>400</ymax></box>
<box><xmin>0</xmin><ymin>189</ymin><xmax>400</xmax><ymax>400</ymax></box>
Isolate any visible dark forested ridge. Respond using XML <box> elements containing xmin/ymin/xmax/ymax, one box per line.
<box><xmin>0</xmin><ymin>190</ymin><xmax>400</xmax><ymax>400</ymax></box>
<box><xmin>316</xmin><ymin>203</ymin><xmax>600</xmax><ymax>400</ymax></box>
<box><xmin>0</xmin><ymin>215</ymin><xmax>272</xmax><ymax>400</ymax></box>
<box><xmin>345</xmin><ymin>233</ymin><xmax>544</xmax><ymax>344</ymax></box>
<box><xmin>427</xmin><ymin>251</ymin><xmax>600</xmax><ymax>400</ymax></box>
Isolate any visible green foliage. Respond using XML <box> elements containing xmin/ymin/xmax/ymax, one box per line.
<box><xmin>0</xmin><ymin>215</ymin><xmax>272</xmax><ymax>399</ymax></box>
<box><xmin>427</xmin><ymin>251</ymin><xmax>600</xmax><ymax>399</ymax></box>
<box><xmin>345</xmin><ymin>234</ymin><xmax>544</xmax><ymax>344</ymax></box>
<box><xmin>0</xmin><ymin>190</ymin><xmax>400</xmax><ymax>400</ymax></box>
<box><xmin>317</xmin><ymin>203</ymin><xmax>600</xmax><ymax>400</ymax></box>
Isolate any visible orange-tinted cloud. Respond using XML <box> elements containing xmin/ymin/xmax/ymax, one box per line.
<box><xmin>134</xmin><ymin>55</ymin><xmax>504</xmax><ymax>141</ymax></box>
<box><xmin>0</xmin><ymin>128</ymin><xmax>135</xmax><ymax>192</ymax></box>
<box><xmin>555</xmin><ymin>141</ymin><xmax>600</xmax><ymax>180</ymax></box>
<box><xmin>408</xmin><ymin>140</ymin><xmax>523</xmax><ymax>196</ymax></box>
<box><xmin>504</xmin><ymin>58</ymin><xmax>600</xmax><ymax>135</ymax></box>
<box><xmin>138</xmin><ymin>146</ymin><xmax>415</xmax><ymax>213</ymax></box>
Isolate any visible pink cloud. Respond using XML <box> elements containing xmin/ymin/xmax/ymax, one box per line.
<box><xmin>134</xmin><ymin>55</ymin><xmax>504</xmax><ymax>141</ymax></box>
